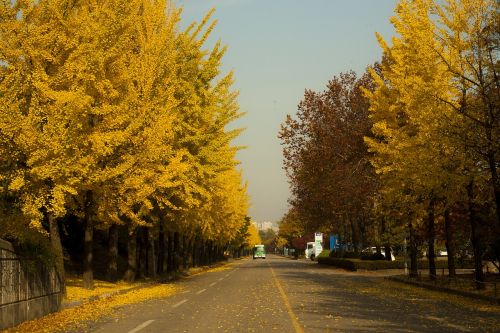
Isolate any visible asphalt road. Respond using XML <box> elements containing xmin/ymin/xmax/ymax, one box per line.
<box><xmin>86</xmin><ymin>255</ymin><xmax>500</xmax><ymax>333</ymax></box>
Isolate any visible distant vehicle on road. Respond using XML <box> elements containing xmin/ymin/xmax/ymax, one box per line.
<box><xmin>305</xmin><ymin>241</ymin><xmax>323</xmax><ymax>261</ymax></box>
<box><xmin>253</xmin><ymin>245</ymin><xmax>266</xmax><ymax>259</ymax></box>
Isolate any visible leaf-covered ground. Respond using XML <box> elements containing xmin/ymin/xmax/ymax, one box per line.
<box><xmin>64</xmin><ymin>275</ymin><xmax>145</xmax><ymax>302</ymax></box>
<box><xmin>6</xmin><ymin>283</ymin><xmax>182</xmax><ymax>333</ymax></box>
<box><xmin>5</xmin><ymin>261</ymin><xmax>237</xmax><ymax>333</ymax></box>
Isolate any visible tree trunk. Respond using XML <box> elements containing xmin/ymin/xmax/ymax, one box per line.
<box><xmin>157</xmin><ymin>224</ymin><xmax>165</xmax><ymax>274</ymax></box>
<box><xmin>182</xmin><ymin>235</ymin><xmax>189</xmax><ymax>269</ymax></box>
<box><xmin>191</xmin><ymin>236</ymin><xmax>197</xmax><ymax>267</ymax></box>
<box><xmin>83</xmin><ymin>218</ymin><xmax>94</xmax><ymax>289</ymax></box>
<box><xmin>373</xmin><ymin>220</ymin><xmax>380</xmax><ymax>256</ymax></box>
<box><xmin>48</xmin><ymin>214</ymin><xmax>66</xmax><ymax>296</ymax></box>
<box><xmin>384</xmin><ymin>245</ymin><xmax>392</xmax><ymax>262</ymax></box>
<box><xmin>381</xmin><ymin>218</ymin><xmax>391</xmax><ymax>261</ymax></box>
<box><xmin>427</xmin><ymin>198</ymin><xmax>436</xmax><ymax>280</ymax></box>
<box><xmin>141</xmin><ymin>227</ymin><xmax>155</xmax><ymax>277</ymax></box>
<box><xmin>139</xmin><ymin>227</ymin><xmax>148</xmax><ymax>278</ymax></box>
<box><xmin>173</xmin><ymin>232</ymin><xmax>180</xmax><ymax>271</ymax></box>
<box><xmin>487</xmin><ymin>151</ymin><xmax>500</xmax><ymax>227</ymax></box>
<box><xmin>167</xmin><ymin>231</ymin><xmax>174</xmax><ymax>273</ymax></box>
<box><xmin>199</xmin><ymin>241</ymin><xmax>204</xmax><ymax>265</ymax></box>
<box><xmin>83</xmin><ymin>191</ymin><xmax>94</xmax><ymax>290</ymax></box>
<box><xmin>202</xmin><ymin>241</ymin><xmax>207</xmax><ymax>265</ymax></box>
<box><xmin>359</xmin><ymin>214</ymin><xmax>367</xmax><ymax>250</ymax></box>
<box><xmin>209</xmin><ymin>241</ymin><xmax>214</xmax><ymax>264</ymax></box>
<box><xmin>467</xmin><ymin>181</ymin><xmax>485</xmax><ymax>288</ymax></box>
<box><xmin>149</xmin><ymin>237</ymin><xmax>156</xmax><ymax>278</ymax></box>
<box><xmin>409</xmin><ymin>220</ymin><xmax>418</xmax><ymax>278</ymax></box>
<box><xmin>350</xmin><ymin>218</ymin><xmax>360</xmax><ymax>254</ymax></box>
<box><xmin>124</xmin><ymin>228</ymin><xmax>137</xmax><ymax>282</ymax></box>
<box><xmin>107</xmin><ymin>224</ymin><xmax>119</xmax><ymax>282</ymax></box>
<box><xmin>444</xmin><ymin>208</ymin><xmax>456</xmax><ymax>278</ymax></box>
<box><xmin>203</xmin><ymin>241</ymin><xmax>209</xmax><ymax>265</ymax></box>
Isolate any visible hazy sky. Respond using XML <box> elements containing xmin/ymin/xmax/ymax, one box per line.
<box><xmin>176</xmin><ymin>0</ymin><xmax>397</xmax><ymax>223</ymax></box>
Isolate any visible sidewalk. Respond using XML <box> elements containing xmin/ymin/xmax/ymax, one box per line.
<box><xmin>315</xmin><ymin>260</ymin><xmax>500</xmax><ymax>304</ymax></box>
<box><xmin>5</xmin><ymin>260</ymin><xmax>236</xmax><ymax>333</ymax></box>
<box><xmin>62</xmin><ymin>259</ymin><xmax>237</xmax><ymax>309</ymax></box>
<box><xmin>386</xmin><ymin>273</ymin><xmax>500</xmax><ymax>305</ymax></box>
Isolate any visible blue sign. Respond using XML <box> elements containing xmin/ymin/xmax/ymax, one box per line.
<box><xmin>330</xmin><ymin>234</ymin><xmax>339</xmax><ymax>251</ymax></box>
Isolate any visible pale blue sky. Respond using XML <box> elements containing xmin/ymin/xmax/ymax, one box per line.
<box><xmin>176</xmin><ymin>0</ymin><xmax>397</xmax><ymax>223</ymax></box>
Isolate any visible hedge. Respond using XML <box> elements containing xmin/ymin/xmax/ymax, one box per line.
<box><xmin>317</xmin><ymin>257</ymin><xmax>358</xmax><ymax>270</ymax></box>
<box><xmin>317</xmin><ymin>257</ymin><xmax>474</xmax><ymax>271</ymax></box>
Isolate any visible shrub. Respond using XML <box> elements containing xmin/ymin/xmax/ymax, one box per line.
<box><xmin>328</xmin><ymin>251</ymin><xmax>361</xmax><ymax>259</ymax></box>
<box><xmin>317</xmin><ymin>249</ymin><xmax>330</xmax><ymax>259</ymax></box>
<box><xmin>361</xmin><ymin>252</ymin><xmax>386</xmax><ymax>261</ymax></box>
<box><xmin>343</xmin><ymin>252</ymin><xmax>361</xmax><ymax>259</ymax></box>
<box><xmin>317</xmin><ymin>257</ymin><xmax>357</xmax><ymax>270</ymax></box>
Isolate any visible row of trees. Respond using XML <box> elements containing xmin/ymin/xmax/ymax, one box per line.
<box><xmin>279</xmin><ymin>71</ymin><xmax>376</xmax><ymax>251</ymax></box>
<box><xmin>279</xmin><ymin>0</ymin><xmax>499</xmax><ymax>284</ymax></box>
<box><xmin>0</xmin><ymin>0</ymin><xmax>250</xmax><ymax>291</ymax></box>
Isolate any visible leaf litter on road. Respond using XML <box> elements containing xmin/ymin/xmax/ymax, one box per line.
<box><xmin>5</xmin><ymin>284</ymin><xmax>182</xmax><ymax>333</ymax></box>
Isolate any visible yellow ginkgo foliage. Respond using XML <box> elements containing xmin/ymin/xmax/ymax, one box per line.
<box><xmin>0</xmin><ymin>0</ymin><xmax>249</xmax><ymax>288</ymax></box>
<box><xmin>246</xmin><ymin>223</ymin><xmax>262</xmax><ymax>248</ymax></box>
<box><xmin>366</xmin><ymin>0</ymin><xmax>498</xmax><ymax>279</ymax></box>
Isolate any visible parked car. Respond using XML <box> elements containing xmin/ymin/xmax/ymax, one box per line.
<box><xmin>362</xmin><ymin>247</ymin><xmax>396</xmax><ymax>261</ymax></box>
<box><xmin>437</xmin><ymin>249</ymin><xmax>448</xmax><ymax>257</ymax></box>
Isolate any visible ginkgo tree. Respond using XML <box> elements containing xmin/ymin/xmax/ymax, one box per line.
<box><xmin>366</xmin><ymin>0</ymin><xmax>498</xmax><ymax>282</ymax></box>
<box><xmin>0</xmin><ymin>0</ymin><xmax>249</xmax><ymax>289</ymax></box>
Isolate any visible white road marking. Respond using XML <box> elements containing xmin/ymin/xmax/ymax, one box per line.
<box><xmin>218</xmin><ymin>277</ymin><xmax>224</xmax><ymax>281</ymax></box>
<box><xmin>196</xmin><ymin>288</ymin><xmax>207</xmax><ymax>295</ymax></box>
<box><xmin>209</xmin><ymin>282</ymin><xmax>217</xmax><ymax>287</ymax></box>
<box><xmin>127</xmin><ymin>320</ymin><xmax>155</xmax><ymax>333</ymax></box>
<box><xmin>172</xmin><ymin>299</ymin><xmax>188</xmax><ymax>308</ymax></box>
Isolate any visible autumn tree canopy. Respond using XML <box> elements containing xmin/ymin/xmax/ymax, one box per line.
<box><xmin>0</xmin><ymin>0</ymin><xmax>248</xmax><ymax>288</ymax></box>
<box><xmin>279</xmin><ymin>71</ymin><xmax>377</xmax><ymax>249</ymax></box>
<box><xmin>279</xmin><ymin>0</ymin><xmax>498</xmax><ymax>282</ymax></box>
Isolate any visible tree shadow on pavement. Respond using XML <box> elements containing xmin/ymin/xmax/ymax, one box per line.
<box><xmin>273</xmin><ymin>259</ymin><xmax>500</xmax><ymax>333</ymax></box>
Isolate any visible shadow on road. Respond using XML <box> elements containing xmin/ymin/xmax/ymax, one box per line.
<box><xmin>255</xmin><ymin>255</ymin><xmax>500</xmax><ymax>333</ymax></box>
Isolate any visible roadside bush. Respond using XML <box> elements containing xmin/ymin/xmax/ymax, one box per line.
<box><xmin>317</xmin><ymin>257</ymin><xmax>357</xmax><ymax>270</ymax></box>
<box><xmin>356</xmin><ymin>260</ymin><xmax>402</xmax><ymax>270</ymax></box>
<box><xmin>361</xmin><ymin>253</ymin><xmax>386</xmax><ymax>261</ymax></box>
<box><xmin>343</xmin><ymin>252</ymin><xmax>361</xmax><ymax>259</ymax></box>
<box><xmin>328</xmin><ymin>251</ymin><xmax>361</xmax><ymax>259</ymax></box>
<box><xmin>317</xmin><ymin>249</ymin><xmax>330</xmax><ymax>259</ymax></box>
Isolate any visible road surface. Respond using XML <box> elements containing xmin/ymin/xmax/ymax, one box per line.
<box><xmin>85</xmin><ymin>255</ymin><xmax>500</xmax><ymax>333</ymax></box>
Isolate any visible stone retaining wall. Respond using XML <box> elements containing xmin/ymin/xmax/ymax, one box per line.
<box><xmin>0</xmin><ymin>238</ymin><xmax>62</xmax><ymax>330</ymax></box>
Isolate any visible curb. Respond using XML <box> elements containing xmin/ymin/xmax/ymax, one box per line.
<box><xmin>386</xmin><ymin>275</ymin><xmax>500</xmax><ymax>305</ymax></box>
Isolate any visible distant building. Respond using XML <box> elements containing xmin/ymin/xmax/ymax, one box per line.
<box><xmin>253</xmin><ymin>221</ymin><xmax>278</xmax><ymax>232</ymax></box>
